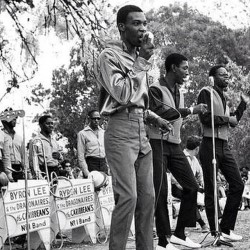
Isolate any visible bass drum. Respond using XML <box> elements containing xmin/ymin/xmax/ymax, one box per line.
<box><xmin>88</xmin><ymin>171</ymin><xmax>109</xmax><ymax>191</ymax></box>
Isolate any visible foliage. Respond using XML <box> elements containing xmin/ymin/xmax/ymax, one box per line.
<box><xmin>0</xmin><ymin>0</ymin><xmax>112</xmax><ymax>98</ymax></box>
<box><xmin>31</xmin><ymin>41</ymin><xmax>102</xmax><ymax>162</ymax></box>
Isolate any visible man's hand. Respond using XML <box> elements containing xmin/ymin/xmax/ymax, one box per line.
<box><xmin>193</xmin><ymin>103</ymin><xmax>208</xmax><ymax>115</ymax></box>
<box><xmin>83</xmin><ymin>169</ymin><xmax>90</xmax><ymax>179</ymax></box>
<box><xmin>241</xmin><ymin>93</ymin><xmax>250</xmax><ymax>104</ymax></box>
<box><xmin>52</xmin><ymin>151</ymin><xmax>61</xmax><ymax>160</ymax></box>
<box><xmin>138</xmin><ymin>32</ymin><xmax>155</xmax><ymax>60</ymax></box>
<box><xmin>157</xmin><ymin>117</ymin><xmax>173</xmax><ymax>135</ymax></box>
<box><xmin>229</xmin><ymin>115</ymin><xmax>238</xmax><ymax>127</ymax></box>
<box><xmin>6</xmin><ymin>173</ymin><xmax>14</xmax><ymax>182</ymax></box>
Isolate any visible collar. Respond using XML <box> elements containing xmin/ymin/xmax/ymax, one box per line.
<box><xmin>84</xmin><ymin>125</ymin><xmax>101</xmax><ymax>132</ymax></box>
<box><xmin>214</xmin><ymin>85</ymin><xmax>224</xmax><ymax>96</ymax></box>
<box><xmin>38</xmin><ymin>132</ymin><xmax>52</xmax><ymax>142</ymax></box>
<box><xmin>2</xmin><ymin>128</ymin><xmax>15</xmax><ymax>138</ymax></box>
<box><xmin>159</xmin><ymin>77</ymin><xmax>179</xmax><ymax>94</ymax></box>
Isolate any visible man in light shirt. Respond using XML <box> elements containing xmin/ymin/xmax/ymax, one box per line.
<box><xmin>0</xmin><ymin>129</ymin><xmax>11</xmax><ymax>185</ymax></box>
<box><xmin>29</xmin><ymin>115</ymin><xmax>63</xmax><ymax>180</ymax></box>
<box><xmin>94</xmin><ymin>5</ymin><xmax>172</xmax><ymax>250</ymax></box>
<box><xmin>171</xmin><ymin>135</ymin><xmax>209</xmax><ymax>233</ymax></box>
<box><xmin>77</xmin><ymin>110</ymin><xmax>108</xmax><ymax>178</ymax></box>
<box><xmin>1</xmin><ymin>107</ymin><xmax>27</xmax><ymax>181</ymax></box>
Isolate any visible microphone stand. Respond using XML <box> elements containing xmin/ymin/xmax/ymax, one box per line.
<box><xmin>203</xmin><ymin>77</ymin><xmax>233</xmax><ymax>248</ymax></box>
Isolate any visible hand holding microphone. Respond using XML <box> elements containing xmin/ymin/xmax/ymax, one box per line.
<box><xmin>139</xmin><ymin>31</ymin><xmax>155</xmax><ymax>60</ymax></box>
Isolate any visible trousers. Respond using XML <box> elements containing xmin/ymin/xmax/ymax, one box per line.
<box><xmin>199</xmin><ymin>137</ymin><xmax>244</xmax><ymax>233</ymax></box>
<box><xmin>105</xmin><ymin>111</ymin><xmax>155</xmax><ymax>250</ymax></box>
<box><xmin>86</xmin><ymin>156</ymin><xmax>109</xmax><ymax>175</ymax></box>
<box><xmin>150</xmin><ymin>139</ymin><xmax>198</xmax><ymax>237</ymax></box>
<box><xmin>172</xmin><ymin>184</ymin><xmax>204</xmax><ymax>225</ymax></box>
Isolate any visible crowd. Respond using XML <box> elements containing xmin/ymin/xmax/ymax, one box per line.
<box><xmin>0</xmin><ymin>4</ymin><xmax>249</xmax><ymax>250</ymax></box>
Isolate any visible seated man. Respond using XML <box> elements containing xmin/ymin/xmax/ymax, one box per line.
<box><xmin>171</xmin><ymin>135</ymin><xmax>209</xmax><ymax>233</ymax></box>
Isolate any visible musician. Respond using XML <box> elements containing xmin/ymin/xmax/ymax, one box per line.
<box><xmin>94</xmin><ymin>5</ymin><xmax>172</xmax><ymax>250</ymax></box>
<box><xmin>197</xmin><ymin>65</ymin><xmax>248</xmax><ymax>241</ymax></box>
<box><xmin>148</xmin><ymin>53</ymin><xmax>207</xmax><ymax>249</ymax></box>
<box><xmin>0</xmin><ymin>129</ymin><xmax>11</xmax><ymax>186</ymax></box>
<box><xmin>29</xmin><ymin>115</ymin><xmax>63</xmax><ymax>180</ymax></box>
<box><xmin>1</xmin><ymin>107</ymin><xmax>27</xmax><ymax>181</ymax></box>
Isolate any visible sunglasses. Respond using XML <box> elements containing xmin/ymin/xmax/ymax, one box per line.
<box><xmin>91</xmin><ymin>117</ymin><xmax>101</xmax><ymax>120</ymax></box>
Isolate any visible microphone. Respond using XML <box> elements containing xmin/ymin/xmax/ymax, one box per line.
<box><xmin>209</xmin><ymin>76</ymin><xmax>214</xmax><ymax>87</ymax></box>
<box><xmin>143</xmin><ymin>31</ymin><xmax>154</xmax><ymax>44</ymax></box>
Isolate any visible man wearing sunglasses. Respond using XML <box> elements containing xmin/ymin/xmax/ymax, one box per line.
<box><xmin>198</xmin><ymin>65</ymin><xmax>249</xmax><ymax>242</ymax></box>
<box><xmin>77</xmin><ymin>109</ymin><xmax>108</xmax><ymax>178</ymax></box>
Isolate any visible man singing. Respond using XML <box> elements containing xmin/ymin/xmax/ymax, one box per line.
<box><xmin>148</xmin><ymin>53</ymin><xmax>207</xmax><ymax>249</ymax></box>
<box><xmin>197</xmin><ymin>65</ymin><xmax>248</xmax><ymax>241</ymax></box>
<box><xmin>94</xmin><ymin>5</ymin><xmax>171</xmax><ymax>250</ymax></box>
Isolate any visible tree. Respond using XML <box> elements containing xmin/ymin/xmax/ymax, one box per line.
<box><xmin>31</xmin><ymin>41</ymin><xmax>102</xmax><ymax>162</ymax></box>
<box><xmin>0</xmin><ymin>0</ymin><xmax>112</xmax><ymax>101</ymax></box>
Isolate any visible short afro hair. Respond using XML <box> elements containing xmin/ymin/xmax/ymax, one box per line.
<box><xmin>88</xmin><ymin>109</ymin><xmax>99</xmax><ymax>118</ymax></box>
<box><xmin>186</xmin><ymin>136</ymin><xmax>201</xmax><ymax>150</ymax></box>
<box><xmin>209</xmin><ymin>65</ymin><xmax>225</xmax><ymax>77</ymax></box>
<box><xmin>117</xmin><ymin>5</ymin><xmax>143</xmax><ymax>25</ymax></box>
<box><xmin>165</xmin><ymin>53</ymin><xmax>188</xmax><ymax>73</ymax></box>
<box><xmin>39</xmin><ymin>115</ymin><xmax>52</xmax><ymax>125</ymax></box>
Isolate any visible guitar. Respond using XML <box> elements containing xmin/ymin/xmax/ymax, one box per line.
<box><xmin>0</xmin><ymin>110</ymin><xmax>25</xmax><ymax>121</ymax></box>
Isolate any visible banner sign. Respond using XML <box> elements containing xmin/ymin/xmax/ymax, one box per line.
<box><xmin>2</xmin><ymin>180</ymin><xmax>50</xmax><ymax>237</ymax></box>
<box><xmin>54</xmin><ymin>178</ymin><xmax>96</xmax><ymax>230</ymax></box>
<box><xmin>96</xmin><ymin>176</ymin><xmax>114</xmax><ymax>227</ymax></box>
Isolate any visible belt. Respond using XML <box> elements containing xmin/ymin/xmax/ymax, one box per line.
<box><xmin>11</xmin><ymin>161</ymin><xmax>21</xmax><ymax>165</ymax></box>
<box><xmin>124</xmin><ymin>107</ymin><xmax>144</xmax><ymax>114</ymax></box>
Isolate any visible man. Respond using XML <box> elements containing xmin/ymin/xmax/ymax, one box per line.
<box><xmin>148</xmin><ymin>53</ymin><xmax>207</xmax><ymax>249</ymax></box>
<box><xmin>197</xmin><ymin>65</ymin><xmax>248</xmax><ymax>241</ymax></box>
<box><xmin>94</xmin><ymin>5</ymin><xmax>172</xmax><ymax>250</ymax></box>
<box><xmin>0</xmin><ymin>129</ymin><xmax>11</xmax><ymax>186</ymax></box>
<box><xmin>171</xmin><ymin>135</ymin><xmax>209</xmax><ymax>233</ymax></box>
<box><xmin>77</xmin><ymin>109</ymin><xmax>108</xmax><ymax>177</ymax></box>
<box><xmin>2</xmin><ymin>108</ymin><xmax>27</xmax><ymax>182</ymax></box>
<box><xmin>29</xmin><ymin>115</ymin><xmax>63</xmax><ymax>180</ymax></box>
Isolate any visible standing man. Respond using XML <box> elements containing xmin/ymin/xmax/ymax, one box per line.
<box><xmin>2</xmin><ymin>108</ymin><xmax>27</xmax><ymax>182</ymax></box>
<box><xmin>77</xmin><ymin>109</ymin><xmax>108</xmax><ymax>178</ymax></box>
<box><xmin>29</xmin><ymin>115</ymin><xmax>63</xmax><ymax>180</ymax></box>
<box><xmin>0</xmin><ymin>129</ymin><xmax>11</xmax><ymax>186</ymax></box>
<box><xmin>148</xmin><ymin>53</ymin><xmax>207</xmax><ymax>249</ymax></box>
<box><xmin>95</xmin><ymin>5</ymin><xmax>171</xmax><ymax>250</ymax></box>
<box><xmin>198</xmin><ymin>65</ymin><xmax>248</xmax><ymax>241</ymax></box>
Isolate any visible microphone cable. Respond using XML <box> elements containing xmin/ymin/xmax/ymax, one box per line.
<box><xmin>146</xmin><ymin>73</ymin><xmax>181</xmax><ymax>210</ymax></box>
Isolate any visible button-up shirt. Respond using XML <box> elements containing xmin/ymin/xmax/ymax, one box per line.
<box><xmin>77</xmin><ymin>126</ymin><xmax>105</xmax><ymax>175</ymax></box>
<box><xmin>3</xmin><ymin>129</ymin><xmax>28</xmax><ymax>168</ymax></box>
<box><xmin>183</xmin><ymin>149</ymin><xmax>203</xmax><ymax>187</ymax></box>
<box><xmin>29</xmin><ymin>133</ymin><xmax>63</xmax><ymax>171</ymax></box>
<box><xmin>95</xmin><ymin>40</ymin><xmax>158</xmax><ymax>117</ymax></box>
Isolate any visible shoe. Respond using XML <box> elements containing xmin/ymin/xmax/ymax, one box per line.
<box><xmin>156</xmin><ymin>243</ymin><xmax>180</xmax><ymax>250</ymax></box>
<box><xmin>201</xmin><ymin>224</ymin><xmax>209</xmax><ymax>233</ymax></box>
<box><xmin>222</xmin><ymin>231</ymin><xmax>242</xmax><ymax>241</ymax></box>
<box><xmin>166</xmin><ymin>243</ymin><xmax>180</xmax><ymax>250</ymax></box>
<box><xmin>170</xmin><ymin>235</ymin><xmax>201</xmax><ymax>248</ymax></box>
<box><xmin>156</xmin><ymin>245</ymin><xmax>166</xmax><ymax>250</ymax></box>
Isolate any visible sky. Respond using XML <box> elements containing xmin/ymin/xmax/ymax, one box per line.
<box><xmin>0</xmin><ymin>0</ymin><xmax>249</xmax><ymax>141</ymax></box>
